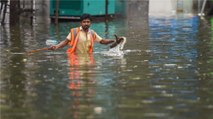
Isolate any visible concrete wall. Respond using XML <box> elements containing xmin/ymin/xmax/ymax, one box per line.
<box><xmin>149</xmin><ymin>0</ymin><xmax>194</xmax><ymax>17</ymax></box>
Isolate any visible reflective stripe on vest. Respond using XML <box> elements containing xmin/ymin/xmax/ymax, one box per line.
<box><xmin>67</xmin><ymin>27</ymin><xmax>96</xmax><ymax>54</ymax></box>
<box><xmin>69</xmin><ymin>27</ymin><xmax>80</xmax><ymax>46</ymax></box>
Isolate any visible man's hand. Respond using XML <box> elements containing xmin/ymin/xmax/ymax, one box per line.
<box><xmin>48</xmin><ymin>39</ymin><xmax>70</xmax><ymax>50</ymax></box>
<box><xmin>48</xmin><ymin>45</ymin><xmax>57</xmax><ymax>50</ymax></box>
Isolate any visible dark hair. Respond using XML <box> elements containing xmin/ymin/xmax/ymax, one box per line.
<box><xmin>80</xmin><ymin>13</ymin><xmax>92</xmax><ymax>21</ymax></box>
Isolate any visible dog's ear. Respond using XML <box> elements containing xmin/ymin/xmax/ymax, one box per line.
<box><xmin>114</xmin><ymin>34</ymin><xmax>119</xmax><ymax>40</ymax></box>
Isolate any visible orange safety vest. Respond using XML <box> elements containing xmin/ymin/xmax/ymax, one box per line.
<box><xmin>66</xmin><ymin>27</ymin><xmax>97</xmax><ymax>54</ymax></box>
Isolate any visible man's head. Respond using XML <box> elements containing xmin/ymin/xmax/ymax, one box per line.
<box><xmin>80</xmin><ymin>13</ymin><xmax>92</xmax><ymax>31</ymax></box>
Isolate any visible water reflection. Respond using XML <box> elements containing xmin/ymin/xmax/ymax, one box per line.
<box><xmin>143</xmin><ymin>15</ymin><xmax>213</xmax><ymax>119</ymax></box>
<box><xmin>67</xmin><ymin>53</ymin><xmax>96</xmax><ymax>119</ymax></box>
<box><xmin>1</xmin><ymin>2</ymin><xmax>213</xmax><ymax>119</ymax></box>
<box><xmin>211</xmin><ymin>18</ymin><xmax>213</xmax><ymax>77</ymax></box>
<box><xmin>1</xmin><ymin>24</ymin><xmax>28</xmax><ymax>119</ymax></box>
<box><xmin>147</xmin><ymin>15</ymin><xmax>199</xmax><ymax>118</ymax></box>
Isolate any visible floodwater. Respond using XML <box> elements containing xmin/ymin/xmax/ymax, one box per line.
<box><xmin>1</xmin><ymin>11</ymin><xmax>213</xmax><ymax>119</ymax></box>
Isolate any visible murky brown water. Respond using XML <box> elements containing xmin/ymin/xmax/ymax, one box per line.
<box><xmin>1</xmin><ymin>6</ymin><xmax>213</xmax><ymax>119</ymax></box>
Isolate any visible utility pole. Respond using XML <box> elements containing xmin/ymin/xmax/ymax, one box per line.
<box><xmin>105</xmin><ymin>0</ymin><xmax>108</xmax><ymax>22</ymax></box>
<box><xmin>55</xmin><ymin>0</ymin><xmax>59</xmax><ymax>24</ymax></box>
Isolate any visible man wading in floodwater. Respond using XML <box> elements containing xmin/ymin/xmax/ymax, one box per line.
<box><xmin>49</xmin><ymin>13</ymin><xmax>122</xmax><ymax>54</ymax></box>
<box><xmin>49</xmin><ymin>14</ymin><xmax>124</xmax><ymax>93</ymax></box>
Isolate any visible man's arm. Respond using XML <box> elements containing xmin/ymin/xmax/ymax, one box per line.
<box><xmin>99</xmin><ymin>39</ymin><xmax>115</xmax><ymax>45</ymax></box>
<box><xmin>49</xmin><ymin>39</ymin><xmax>70</xmax><ymax>50</ymax></box>
<box><xmin>101</xmin><ymin>35</ymin><xmax>124</xmax><ymax>48</ymax></box>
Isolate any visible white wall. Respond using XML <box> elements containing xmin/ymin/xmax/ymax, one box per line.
<box><xmin>149</xmin><ymin>0</ymin><xmax>194</xmax><ymax>17</ymax></box>
<box><xmin>149</xmin><ymin>0</ymin><xmax>177</xmax><ymax>17</ymax></box>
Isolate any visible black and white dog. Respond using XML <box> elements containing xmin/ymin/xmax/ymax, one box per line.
<box><xmin>102</xmin><ymin>35</ymin><xmax>127</xmax><ymax>57</ymax></box>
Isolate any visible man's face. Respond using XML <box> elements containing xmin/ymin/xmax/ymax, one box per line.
<box><xmin>80</xmin><ymin>18</ymin><xmax>91</xmax><ymax>31</ymax></box>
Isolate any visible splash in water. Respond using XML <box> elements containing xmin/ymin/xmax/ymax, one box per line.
<box><xmin>101</xmin><ymin>37</ymin><xmax>127</xmax><ymax>57</ymax></box>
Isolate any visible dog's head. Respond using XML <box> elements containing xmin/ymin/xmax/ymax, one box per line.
<box><xmin>112</xmin><ymin>34</ymin><xmax>126</xmax><ymax>50</ymax></box>
<box><xmin>114</xmin><ymin>34</ymin><xmax>124</xmax><ymax>44</ymax></box>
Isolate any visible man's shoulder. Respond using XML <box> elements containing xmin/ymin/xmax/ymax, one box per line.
<box><xmin>70</xmin><ymin>27</ymin><xmax>81</xmax><ymax>33</ymax></box>
<box><xmin>70</xmin><ymin>27</ymin><xmax>80</xmax><ymax>30</ymax></box>
<box><xmin>89</xmin><ymin>29</ymin><xmax>96</xmax><ymax>34</ymax></box>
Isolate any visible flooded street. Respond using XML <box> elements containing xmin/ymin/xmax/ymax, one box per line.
<box><xmin>1</xmin><ymin>2</ymin><xmax>213</xmax><ymax>119</ymax></box>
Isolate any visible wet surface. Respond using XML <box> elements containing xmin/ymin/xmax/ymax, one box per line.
<box><xmin>1</xmin><ymin>9</ymin><xmax>213</xmax><ymax>119</ymax></box>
